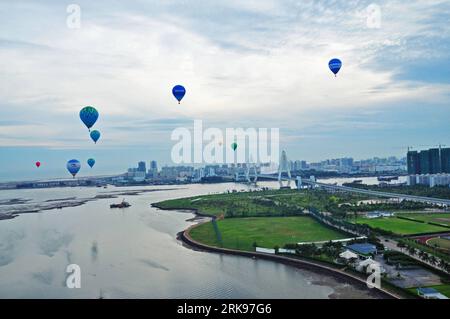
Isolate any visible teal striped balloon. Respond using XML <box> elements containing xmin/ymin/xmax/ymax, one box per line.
<box><xmin>80</xmin><ymin>106</ymin><xmax>99</xmax><ymax>131</ymax></box>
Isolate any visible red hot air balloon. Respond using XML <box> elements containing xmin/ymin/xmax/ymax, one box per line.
<box><xmin>35</xmin><ymin>162</ymin><xmax>41</xmax><ymax>168</ymax></box>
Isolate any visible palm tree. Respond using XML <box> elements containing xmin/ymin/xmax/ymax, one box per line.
<box><xmin>418</xmin><ymin>251</ymin><xmax>426</xmax><ymax>260</ymax></box>
<box><xmin>397</xmin><ymin>242</ymin><xmax>406</xmax><ymax>251</ymax></box>
<box><xmin>429</xmin><ymin>255</ymin><xmax>437</xmax><ymax>266</ymax></box>
<box><xmin>444</xmin><ymin>263</ymin><xmax>450</xmax><ymax>273</ymax></box>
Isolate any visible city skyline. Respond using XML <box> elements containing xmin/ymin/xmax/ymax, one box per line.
<box><xmin>0</xmin><ymin>151</ymin><xmax>407</xmax><ymax>183</ymax></box>
<box><xmin>1</xmin><ymin>1</ymin><xmax>450</xmax><ymax>180</ymax></box>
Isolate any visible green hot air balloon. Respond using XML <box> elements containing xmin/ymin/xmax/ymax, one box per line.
<box><xmin>231</xmin><ymin>142</ymin><xmax>238</xmax><ymax>151</ymax></box>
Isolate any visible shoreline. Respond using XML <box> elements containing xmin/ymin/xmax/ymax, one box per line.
<box><xmin>0</xmin><ymin>188</ymin><xmax>180</xmax><ymax>221</ymax></box>
<box><xmin>152</xmin><ymin>204</ymin><xmax>403</xmax><ymax>299</ymax></box>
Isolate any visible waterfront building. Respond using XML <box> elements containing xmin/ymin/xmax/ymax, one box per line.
<box><xmin>429</xmin><ymin>174</ymin><xmax>450</xmax><ymax>187</ymax></box>
<box><xmin>409</xmin><ymin>173</ymin><xmax>450</xmax><ymax>187</ymax></box>
<box><xmin>138</xmin><ymin>161</ymin><xmax>146</xmax><ymax>172</ymax></box>
<box><xmin>406</xmin><ymin>175</ymin><xmax>416</xmax><ymax>186</ymax></box>
<box><xmin>133</xmin><ymin>171</ymin><xmax>146</xmax><ymax>182</ymax></box>
<box><xmin>346</xmin><ymin>243</ymin><xmax>377</xmax><ymax>259</ymax></box>
<box><xmin>441</xmin><ymin>148</ymin><xmax>450</xmax><ymax>174</ymax></box>
<box><xmin>147</xmin><ymin>160</ymin><xmax>159</xmax><ymax>179</ymax></box>
<box><xmin>418</xmin><ymin>150</ymin><xmax>431</xmax><ymax>174</ymax></box>
<box><xmin>339</xmin><ymin>250</ymin><xmax>358</xmax><ymax>262</ymax></box>
<box><xmin>429</xmin><ymin>148</ymin><xmax>441</xmax><ymax>174</ymax></box>
<box><xmin>408</xmin><ymin>147</ymin><xmax>450</xmax><ymax>175</ymax></box>
<box><xmin>192</xmin><ymin>167</ymin><xmax>205</xmax><ymax>182</ymax></box>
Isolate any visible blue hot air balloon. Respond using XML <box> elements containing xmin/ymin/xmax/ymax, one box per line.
<box><xmin>87</xmin><ymin>158</ymin><xmax>96</xmax><ymax>168</ymax></box>
<box><xmin>66</xmin><ymin>159</ymin><xmax>81</xmax><ymax>178</ymax></box>
<box><xmin>90</xmin><ymin>130</ymin><xmax>101</xmax><ymax>144</ymax></box>
<box><xmin>328</xmin><ymin>58</ymin><xmax>342</xmax><ymax>76</ymax></box>
<box><xmin>172</xmin><ymin>85</ymin><xmax>186</xmax><ymax>104</ymax></box>
<box><xmin>80</xmin><ymin>106</ymin><xmax>99</xmax><ymax>131</ymax></box>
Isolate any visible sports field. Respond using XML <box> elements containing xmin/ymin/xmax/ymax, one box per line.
<box><xmin>189</xmin><ymin>216</ymin><xmax>348</xmax><ymax>251</ymax></box>
<box><xmin>397</xmin><ymin>213</ymin><xmax>450</xmax><ymax>227</ymax></box>
<box><xmin>427</xmin><ymin>237</ymin><xmax>450</xmax><ymax>251</ymax></box>
<box><xmin>355</xmin><ymin>217</ymin><xmax>449</xmax><ymax>235</ymax></box>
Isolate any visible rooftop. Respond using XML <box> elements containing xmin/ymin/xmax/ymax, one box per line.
<box><xmin>346</xmin><ymin>243</ymin><xmax>377</xmax><ymax>255</ymax></box>
<box><xmin>417</xmin><ymin>287</ymin><xmax>438</xmax><ymax>294</ymax></box>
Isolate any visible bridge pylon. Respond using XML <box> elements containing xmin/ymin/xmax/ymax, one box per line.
<box><xmin>246</xmin><ymin>156</ymin><xmax>258</xmax><ymax>184</ymax></box>
<box><xmin>278</xmin><ymin>150</ymin><xmax>291</xmax><ymax>188</ymax></box>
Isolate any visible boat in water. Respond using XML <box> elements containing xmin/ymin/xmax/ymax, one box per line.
<box><xmin>110</xmin><ymin>199</ymin><xmax>131</xmax><ymax>209</ymax></box>
<box><xmin>377</xmin><ymin>176</ymin><xmax>399</xmax><ymax>182</ymax></box>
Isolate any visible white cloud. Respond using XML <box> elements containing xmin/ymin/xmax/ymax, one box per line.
<box><xmin>0</xmin><ymin>0</ymin><xmax>449</xmax><ymax>149</ymax></box>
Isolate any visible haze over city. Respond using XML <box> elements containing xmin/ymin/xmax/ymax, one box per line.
<box><xmin>1</xmin><ymin>0</ymin><xmax>449</xmax><ymax>180</ymax></box>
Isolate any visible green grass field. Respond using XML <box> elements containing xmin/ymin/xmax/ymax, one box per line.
<box><xmin>427</xmin><ymin>237</ymin><xmax>450</xmax><ymax>251</ymax></box>
<box><xmin>154</xmin><ymin>189</ymin><xmax>368</xmax><ymax>218</ymax></box>
<box><xmin>355</xmin><ymin>217</ymin><xmax>449</xmax><ymax>235</ymax></box>
<box><xmin>431</xmin><ymin>285</ymin><xmax>450</xmax><ymax>298</ymax></box>
<box><xmin>397</xmin><ymin>213</ymin><xmax>450</xmax><ymax>227</ymax></box>
<box><xmin>189</xmin><ymin>216</ymin><xmax>348</xmax><ymax>251</ymax></box>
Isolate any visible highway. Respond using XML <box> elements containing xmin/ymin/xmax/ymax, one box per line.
<box><xmin>302</xmin><ymin>180</ymin><xmax>450</xmax><ymax>206</ymax></box>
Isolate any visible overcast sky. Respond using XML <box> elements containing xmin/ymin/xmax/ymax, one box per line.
<box><xmin>1</xmin><ymin>0</ymin><xmax>449</xmax><ymax>180</ymax></box>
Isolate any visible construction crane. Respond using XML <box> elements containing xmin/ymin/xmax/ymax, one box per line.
<box><xmin>398</xmin><ymin>144</ymin><xmax>447</xmax><ymax>153</ymax></box>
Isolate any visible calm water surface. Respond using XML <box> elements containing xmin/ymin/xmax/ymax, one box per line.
<box><xmin>0</xmin><ymin>181</ymin><xmax>379</xmax><ymax>298</ymax></box>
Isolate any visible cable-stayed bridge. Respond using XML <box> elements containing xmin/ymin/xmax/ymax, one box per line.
<box><xmin>237</xmin><ymin>150</ymin><xmax>450</xmax><ymax>206</ymax></box>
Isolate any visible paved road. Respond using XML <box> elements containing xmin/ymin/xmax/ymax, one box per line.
<box><xmin>380</xmin><ymin>236</ymin><xmax>449</xmax><ymax>274</ymax></box>
<box><xmin>303</xmin><ymin>181</ymin><xmax>450</xmax><ymax>206</ymax></box>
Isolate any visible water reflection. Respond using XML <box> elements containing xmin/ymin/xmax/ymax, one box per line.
<box><xmin>0</xmin><ymin>181</ymin><xmax>379</xmax><ymax>299</ymax></box>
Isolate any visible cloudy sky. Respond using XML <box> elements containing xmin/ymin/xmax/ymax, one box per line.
<box><xmin>1</xmin><ymin>0</ymin><xmax>449</xmax><ymax>180</ymax></box>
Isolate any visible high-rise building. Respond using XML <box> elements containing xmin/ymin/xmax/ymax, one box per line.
<box><xmin>441</xmin><ymin>148</ymin><xmax>450</xmax><ymax>174</ymax></box>
<box><xmin>429</xmin><ymin>148</ymin><xmax>441</xmax><ymax>174</ymax></box>
<box><xmin>150</xmin><ymin>160</ymin><xmax>158</xmax><ymax>171</ymax></box>
<box><xmin>418</xmin><ymin>150</ymin><xmax>430</xmax><ymax>174</ymax></box>
<box><xmin>138</xmin><ymin>161</ymin><xmax>146</xmax><ymax>172</ymax></box>
<box><xmin>339</xmin><ymin>157</ymin><xmax>354</xmax><ymax>167</ymax></box>
<box><xmin>407</xmin><ymin>147</ymin><xmax>450</xmax><ymax>175</ymax></box>
<box><xmin>407</xmin><ymin>151</ymin><xmax>420</xmax><ymax>174</ymax></box>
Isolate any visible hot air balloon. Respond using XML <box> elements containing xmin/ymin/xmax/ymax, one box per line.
<box><xmin>328</xmin><ymin>58</ymin><xmax>342</xmax><ymax>77</ymax></box>
<box><xmin>35</xmin><ymin>161</ymin><xmax>41</xmax><ymax>168</ymax></box>
<box><xmin>172</xmin><ymin>85</ymin><xmax>186</xmax><ymax>104</ymax></box>
<box><xmin>87</xmin><ymin>158</ymin><xmax>95</xmax><ymax>168</ymax></box>
<box><xmin>90</xmin><ymin>130</ymin><xmax>101</xmax><ymax>144</ymax></box>
<box><xmin>80</xmin><ymin>106</ymin><xmax>99</xmax><ymax>131</ymax></box>
<box><xmin>231</xmin><ymin>142</ymin><xmax>238</xmax><ymax>151</ymax></box>
<box><xmin>66</xmin><ymin>159</ymin><xmax>81</xmax><ymax>178</ymax></box>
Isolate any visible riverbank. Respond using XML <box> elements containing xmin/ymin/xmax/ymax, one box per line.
<box><xmin>181</xmin><ymin>221</ymin><xmax>402</xmax><ymax>299</ymax></box>
<box><xmin>0</xmin><ymin>188</ymin><xmax>179</xmax><ymax>220</ymax></box>
<box><xmin>152</xmin><ymin>203</ymin><xmax>403</xmax><ymax>299</ymax></box>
